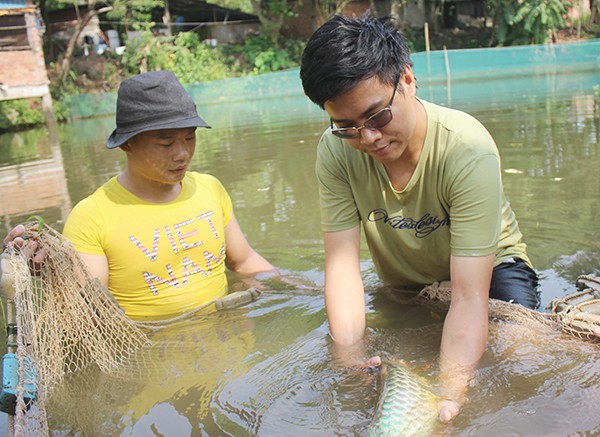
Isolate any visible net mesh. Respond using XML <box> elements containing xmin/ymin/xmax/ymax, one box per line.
<box><xmin>0</xmin><ymin>221</ymin><xmax>599</xmax><ymax>435</ymax></box>
<box><xmin>0</xmin><ymin>221</ymin><xmax>264</xmax><ymax>436</ymax></box>
<box><xmin>416</xmin><ymin>278</ymin><xmax>600</xmax><ymax>341</ymax></box>
<box><xmin>1</xmin><ymin>222</ymin><xmax>151</xmax><ymax>436</ymax></box>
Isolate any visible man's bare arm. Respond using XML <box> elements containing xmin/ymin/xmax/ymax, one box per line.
<box><xmin>224</xmin><ymin>213</ymin><xmax>275</xmax><ymax>276</ymax></box>
<box><xmin>323</xmin><ymin>225</ymin><xmax>365</xmax><ymax>346</ymax></box>
<box><xmin>438</xmin><ymin>253</ymin><xmax>493</xmax><ymax>422</ymax></box>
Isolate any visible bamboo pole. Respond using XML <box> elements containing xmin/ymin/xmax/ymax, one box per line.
<box><xmin>425</xmin><ymin>22</ymin><xmax>431</xmax><ymax>78</ymax></box>
<box><xmin>443</xmin><ymin>46</ymin><xmax>451</xmax><ymax>104</ymax></box>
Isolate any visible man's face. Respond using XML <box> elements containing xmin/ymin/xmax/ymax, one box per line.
<box><xmin>324</xmin><ymin>67</ymin><xmax>422</xmax><ymax>167</ymax></box>
<box><xmin>123</xmin><ymin>127</ymin><xmax>197</xmax><ymax>186</ymax></box>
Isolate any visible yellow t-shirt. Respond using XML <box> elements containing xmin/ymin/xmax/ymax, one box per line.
<box><xmin>63</xmin><ymin>172</ymin><xmax>232</xmax><ymax>320</ymax></box>
<box><xmin>316</xmin><ymin>99</ymin><xmax>531</xmax><ymax>290</ymax></box>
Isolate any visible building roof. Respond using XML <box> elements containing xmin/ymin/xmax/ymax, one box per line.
<box><xmin>0</xmin><ymin>1</ymin><xmax>27</xmax><ymax>9</ymax></box>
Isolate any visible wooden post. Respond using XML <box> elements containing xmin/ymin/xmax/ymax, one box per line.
<box><xmin>41</xmin><ymin>92</ymin><xmax>55</xmax><ymax>127</ymax></box>
<box><xmin>443</xmin><ymin>45</ymin><xmax>451</xmax><ymax>104</ymax></box>
<box><xmin>425</xmin><ymin>22</ymin><xmax>431</xmax><ymax>77</ymax></box>
<box><xmin>163</xmin><ymin>0</ymin><xmax>172</xmax><ymax>36</ymax></box>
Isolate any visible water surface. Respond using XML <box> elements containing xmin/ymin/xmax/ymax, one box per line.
<box><xmin>0</xmin><ymin>65</ymin><xmax>599</xmax><ymax>436</ymax></box>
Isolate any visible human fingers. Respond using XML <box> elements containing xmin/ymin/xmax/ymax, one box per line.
<box><xmin>19</xmin><ymin>241</ymin><xmax>46</xmax><ymax>276</ymax></box>
<box><xmin>20</xmin><ymin>240</ymin><xmax>39</xmax><ymax>259</ymax></box>
<box><xmin>330</xmin><ymin>347</ymin><xmax>381</xmax><ymax>371</ymax></box>
<box><xmin>29</xmin><ymin>247</ymin><xmax>47</xmax><ymax>275</ymax></box>
<box><xmin>366</xmin><ymin>355</ymin><xmax>382</xmax><ymax>369</ymax></box>
<box><xmin>342</xmin><ymin>355</ymin><xmax>381</xmax><ymax>370</ymax></box>
<box><xmin>2</xmin><ymin>224</ymin><xmax>25</xmax><ymax>249</ymax></box>
<box><xmin>438</xmin><ymin>399</ymin><xmax>460</xmax><ymax>423</ymax></box>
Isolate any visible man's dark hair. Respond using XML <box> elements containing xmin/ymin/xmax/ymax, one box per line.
<box><xmin>300</xmin><ymin>14</ymin><xmax>413</xmax><ymax>109</ymax></box>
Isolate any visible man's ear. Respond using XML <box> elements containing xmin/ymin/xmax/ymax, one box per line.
<box><xmin>402</xmin><ymin>65</ymin><xmax>417</xmax><ymax>95</ymax></box>
<box><xmin>120</xmin><ymin>142</ymin><xmax>131</xmax><ymax>152</ymax></box>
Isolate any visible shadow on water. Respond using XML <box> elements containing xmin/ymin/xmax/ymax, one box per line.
<box><xmin>0</xmin><ymin>54</ymin><xmax>599</xmax><ymax>435</ymax></box>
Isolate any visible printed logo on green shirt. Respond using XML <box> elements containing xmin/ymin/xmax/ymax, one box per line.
<box><xmin>367</xmin><ymin>209</ymin><xmax>450</xmax><ymax>238</ymax></box>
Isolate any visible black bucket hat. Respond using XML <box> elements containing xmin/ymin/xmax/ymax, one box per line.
<box><xmin>106</xmin><ymin>70</ymin><xmax>210</xmax><ymax>149</ymax></box>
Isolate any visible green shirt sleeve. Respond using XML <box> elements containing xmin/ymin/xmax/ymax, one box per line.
<box><xmin>315</xmin><ymin>132</ymin><xmax>361</xmax><ymax>232</ymax></box>
<box><xmin>445</xmin><ymin>151</ymin><xmax>502</xmax><ymax>257</ymax></box>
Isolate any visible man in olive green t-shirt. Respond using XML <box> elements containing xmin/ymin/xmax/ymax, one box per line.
<box><xmin>300</xmin><ymin>15</ymin><xmax>540</xmax><ymax>424</ymax></box>
<box><xmin>316</xmin><ymin>97</ymin><xmax>533</xmax><ymax>291</ymax></box>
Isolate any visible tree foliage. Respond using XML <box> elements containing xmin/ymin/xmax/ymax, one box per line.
<box><xmin>120</xmin><ymin>30</ymin><xmax>231</xmax><ymax>82</ymax></box>
<box><xmin>247</xmin><ymin>0</ymin><xmax>298</xmax><ymax>47</ymax></box>
<box><xmin>310</xmin><ymin>0</ymin><xmax>356</xmax><ymax>27</ymax></box>
<box><xmin>214</xmin><ymin>0</ymin><xmax>254</xmax><ymax>14</ymax></box>
<box><xmin>488</xmin><ymin>0</ymin><xmax>570</xmax><ymax>45</ymax></box>
<box><xmin>106</xmin><ymin>0</ymin><xmax>164</xmax><ymax>28</ymax></box>
<box><xmin>221</xmin><ymin>34</ymin><xmax>304</xmax><ymax>74</ymax></box>
<box><xmin>0</xmin><ymin>99</ymin><xmax>45</xmax><ymax>132</ymax></box>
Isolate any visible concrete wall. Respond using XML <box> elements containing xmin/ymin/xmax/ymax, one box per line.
<box><xmin>0</xmin><ymin>9</ymin><xmax>50</xmax><ymax>101</ymax></box>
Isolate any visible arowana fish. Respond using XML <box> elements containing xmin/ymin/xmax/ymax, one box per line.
<box><xmin>369</xmin><ymin>360</ymin><xmax>440</xmax><ymax>437</ymax></box>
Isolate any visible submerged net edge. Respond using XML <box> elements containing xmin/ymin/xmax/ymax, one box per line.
<box><xmin>419</xmin><ymin>281</ymin><xmax>600</xmax><ymax>341</ymax></box>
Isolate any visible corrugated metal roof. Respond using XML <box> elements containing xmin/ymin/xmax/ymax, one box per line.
<box><xmin>0</xmin><ymin>1</ymin><xmax>28</xmax><ymax>9</ymax></box>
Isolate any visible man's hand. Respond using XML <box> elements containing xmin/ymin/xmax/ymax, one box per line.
<box><xmin>438</xmin><ymin>398</ymin><xmax>461</xmax><ymax>423</ymax></box>
<box><xmin>329</xmin><ymin>337</ymin><xmax>381</xmax><ymax>370</ymax></box>
<box><xmin>3</xmin><ymin>224</ymin><xmax>47</xmax><ymax>274</ymax></box>
<box><xmin>437</xmin><ymin>349</ymin><xmax>475</xmax><ymax>424</ymax></box>
<box><xmin>366</xmin><ymin>355</ymin><xmax>382</xmax><ymax>369</ymax></box>
<box><xmin>3</xmin><ymin>224</ymin><xmax>26</xmax><ymax>250</ymax></box>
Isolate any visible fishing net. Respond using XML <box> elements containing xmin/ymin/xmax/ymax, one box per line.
<box><xmin>0</xmin><ymin>221</ymin><xmax>261</xmax><ymax>436</ymax></box>
<box><xmin>1</xmin><ymin>220</ymin><xmax>599</xmax><ymax>435</ymax></box>
<box><xmin>0</xmin><ymin>222</ymin><xmax>151</xmax><ymax>436</ymax></box>
<box><xmin>547</xmin><ymin>275</ymin><xmax>600</xmax><ymax>340</ymax></box>
<box><xmin>417</xmin><ymin>276</ymin><xmax>600</xmax><ymax>341</ymax></box>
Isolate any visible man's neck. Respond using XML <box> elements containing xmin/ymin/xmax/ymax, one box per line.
<box><xmin>117</xmin><ymin>172</ymin><xmax>183</xmax><ymax>204</ymax></box>
<box><xmin>384</xmin><ymin>98</ymin><xmax>427</xmax><ymax>192</ymax></box>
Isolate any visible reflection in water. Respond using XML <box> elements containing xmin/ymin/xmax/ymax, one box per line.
<box><xmin>0</xmin><ymin>122</ymin><xmax>71</xmax><ymax>233</ymax></box>
<box><xmin>47</xmin><ymin>310</ymin><xmax>258</xmax><ymax>435</ymax></box>
<box><xmin>0</xmin><ymin>68</ymin><xmax>599</xmax><ymax>435</ymax></box>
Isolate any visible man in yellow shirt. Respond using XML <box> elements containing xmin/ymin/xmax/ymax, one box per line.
<box><xmin>4</xmin><ymin>70</ymin><xmax>276</xmax><ymax>320</ymax></box>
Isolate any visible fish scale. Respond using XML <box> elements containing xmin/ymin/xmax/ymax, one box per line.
<box><xmin>369</xmin><ymin>362</ymin><xmax>439</xmax><ymax>437</ymax></box>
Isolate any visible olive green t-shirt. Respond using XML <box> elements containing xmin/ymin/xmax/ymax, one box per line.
<box><xmin>315</xmin><ymin>99</ymin><xmax>530</xmax><ymax>290</ymax></box>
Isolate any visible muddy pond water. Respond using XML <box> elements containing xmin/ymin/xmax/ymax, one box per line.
<box><xmin>0</xmin><ymin>62</ymin><xmax>599</xmax><ymax>436</ymax></box>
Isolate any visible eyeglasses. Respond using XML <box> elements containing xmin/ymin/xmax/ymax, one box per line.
<box><xmin>330</xmin><ymin>79</ymin><xmax>399</xmax><ymax>139</ymax></box>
